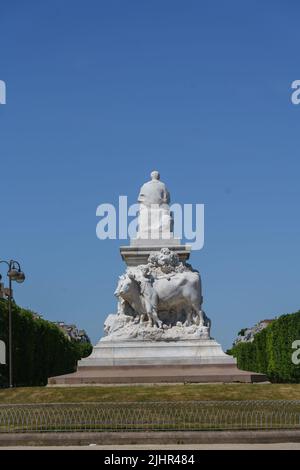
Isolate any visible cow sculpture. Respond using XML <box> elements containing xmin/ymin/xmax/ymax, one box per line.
<box><xmin>114</xmin><ymin>268</ymin><xmax>209</xmax><ymax>329</ymax></box>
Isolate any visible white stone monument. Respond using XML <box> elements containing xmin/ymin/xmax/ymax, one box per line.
<box><xmin>49</xmin><ymin>171</ymin><xmax>267</xmax><ymax>384</ymax></box>
<box><xmin>79</xmin><ymin>171</ymin><xmax>234</xmax><ymax>367</ymax></box>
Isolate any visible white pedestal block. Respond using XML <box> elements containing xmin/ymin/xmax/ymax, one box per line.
<box><xmin>78</xmin><ymin>339</ymin><xmax>236</xmax><ymax>367</ymax></box>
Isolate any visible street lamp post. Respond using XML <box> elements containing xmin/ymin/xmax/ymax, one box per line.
<box><xmin>0</xmin><ymin>260</ymin><xmax>25</xmax><ymax>388</ymax></box>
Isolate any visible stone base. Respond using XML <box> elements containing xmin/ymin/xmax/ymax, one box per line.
<box><xmin>130</xmin><ymin>237</ymin><xmax>182</xmax><ymax>247</ymax></box>
<box><xmin>48</xmin><ymin>363</ymin><xmax>268</xmax><ymax>385</ymax></box>
<box><xmin>48</xmin><ymin>339</ymin><xmax>268</xmax><ymax>385</ymax></box>
<box><xmin>120</xmin><ymin>244</ymin><xmax>191</xmax><ymax>266</ymax></box>
<box><xmin>79</xmin><ymin>339</ymin><xmax>235</xmax><ymax>366</ymax></box>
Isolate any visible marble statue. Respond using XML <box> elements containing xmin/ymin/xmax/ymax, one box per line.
<box><xmin>138</xmin><ymin>170</ymin><xmax>170</xmax><ymax>207</ymax></box>
<box><xmin>76</xmin><ymin>170</ymin><xmax>237</xmax><ymax>371</ymax></box>
<box><xmin>137</xmin><ymin>171</ymin><xmax>173</xmax><ymax>239</ymax></box>
<box><xmin>115</xmin><ymin>248</ymin><xmax>207</xmax><ymax>328</ymax></box>
<box><xmin>98</xmin><ymin>171</ymin><xmax>212</xmax><ymax>342</ymax></box>
<box><xmin>106</xmin><ymin>249</ymin><xmax>211</xmax><ymax>341</ymax></box>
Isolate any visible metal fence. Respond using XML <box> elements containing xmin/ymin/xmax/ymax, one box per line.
<box><xmin>0</xmin><ymin>401</ymin><xmax>300</xmax><ymax>433</ymax></box>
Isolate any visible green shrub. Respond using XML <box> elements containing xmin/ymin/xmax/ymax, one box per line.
<box><xmin>228</xmin><ymin>311</ymin><xmax>300</xmax><ymax>383</ymax></box>
<box><xmin>0</xmin><ymin>299</ymin><xmax>92</xmax><ymax>387</ymax></box>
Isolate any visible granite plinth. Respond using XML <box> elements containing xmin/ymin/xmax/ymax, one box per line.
<box><xmin>120</xmin><ymin>244</ymin><xmax>191</xmax><ymax>266</ymax></box>
<box><xmin>48</xmin><ymin>339</ymin><xmax>268</xmax><ymax>385</ymax></box>
<box><xmin>48</xmin><ymin>363</ymin><xmax>268</xmax><ymax>385</ymax></box>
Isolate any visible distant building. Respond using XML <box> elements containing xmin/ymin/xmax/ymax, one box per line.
<box><xmin>233</xmin><ymin>319</ymin><xmax>274</xmax><ymax>346</ymax></box>
<box><xmin>0</xmin><ymin>283</ymin><xmax>12</xmax><ymax>299</ymax></box>
<box><xmin>53</xmin><ymin>321</ymin><xmax>90</xmax><ymax>343</ymax></box>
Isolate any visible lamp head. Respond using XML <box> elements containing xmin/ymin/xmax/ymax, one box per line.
<box><xmin>7</xmin><ymin>269</ymin><xmax>20</xmax><ymax>281</ymax></box>
<box><xmin>8</xmin><ymin>269</ymin><xmax>25</xmax><ymax>283</ymax></box>
<box><xmin>16</xmin><ymin>271</ymin><xmax>25</xmax><ymax>284</ymax></box>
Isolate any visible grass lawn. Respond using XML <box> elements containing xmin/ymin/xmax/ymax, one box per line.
<box><xmin>0</xmin><ymin>383</ymin><xmax>300</xmax><ymax>404</ymax></box>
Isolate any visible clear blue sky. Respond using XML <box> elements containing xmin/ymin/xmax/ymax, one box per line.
<box><xmin>0</xmin><ymin>1</ymin><xmax>299</xmax><ymax>349</ymax></box>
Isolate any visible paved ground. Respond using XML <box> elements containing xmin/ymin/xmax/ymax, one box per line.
<box><xmin>1</xmin><ymin>443</ymin><xmax>300</xmax><ymax>449</ymax></box>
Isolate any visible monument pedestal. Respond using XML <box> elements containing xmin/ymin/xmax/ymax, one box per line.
<box><xmin>48</xmin><ymin>339</ymin><xmax>268</xmax><ymax>385</ymax></box>
<box><xmin>48</xmin><ymin>171</ymin><xmax>268</xmax><ymax>386</ymax></box>
<box><xmin>48</xmin><ymin>365</ymin><xmax>267</xmax><ymax>386</ymax></box>
<box><xmin>120</xmin><ymin>239</ymin><xmax>191</xmax><ymax>266</ymax></box>
<box><xmin>78</xmin><ymin>339</ymin><xmax>235</xmax><ymax>366</ymax></box>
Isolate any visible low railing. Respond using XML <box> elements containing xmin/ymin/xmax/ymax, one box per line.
<box><xmin>0</xmin><ymin>401</ymin><xmax>300</xmax><ymax>433</ymax></box>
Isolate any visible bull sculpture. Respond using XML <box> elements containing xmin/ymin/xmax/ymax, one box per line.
<box><xmin>114</xmin><ymin>268</ymin><xmax>210</xmax><ymax>330</ymax></box>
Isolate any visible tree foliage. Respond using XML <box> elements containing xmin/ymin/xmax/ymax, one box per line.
<box><xmin>0</xmin><ymin>299</ymin><xmax>92</xmax><ymax>387</ymax></box>
<box><xmin>228</xmin><ymin>311</ymin><xmax>300</xmax><ymax>382</ymax></box>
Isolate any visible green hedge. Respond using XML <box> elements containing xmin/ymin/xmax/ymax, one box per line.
<box><xmin>0</xmin><ymin>299</ymin><xmax>92</xmax><ymax>387</ymax></box>
<box><xmin>228</xmin><ymin>311</ymin><xmax>300</xmax><ymax>383</ymax></box>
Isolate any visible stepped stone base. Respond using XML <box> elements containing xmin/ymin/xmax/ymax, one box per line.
<box><xmin>78</xmin><ymin>339</ymin><xmax>235</xmax><ymax>366</ymax></box>
<box><xmin>48</xmin><ymin>363</ymin><xmax>267</xmax><ymax>385</ymax></box>
<box><xmin>48</xmin><ymin>339</ymin><xmax>268</xmax><ymax>385</ymax></box>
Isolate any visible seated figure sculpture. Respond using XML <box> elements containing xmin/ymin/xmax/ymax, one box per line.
<box><xmin>137</xmin><ymin>171</ymin><xmax>173</xmax><ymax>239</ymax></box>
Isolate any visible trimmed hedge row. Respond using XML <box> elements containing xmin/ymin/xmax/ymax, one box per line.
<box><xmin>228</xmin><ymin>311</ymin><xmax>300</xmax><ymax>382</ymax></box>
<box><xmin>0</xmin><ymin>299</ymin><xmax>92</xmax><ymax>387</ymax></box>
